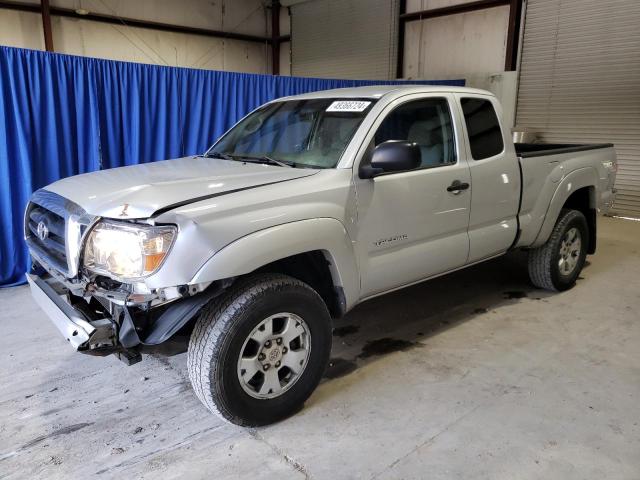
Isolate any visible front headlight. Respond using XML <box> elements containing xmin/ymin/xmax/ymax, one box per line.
<box><xmin>83</xmin><ymin>221</ymin><xmax>176</xmax><ymax>281</ymax></box>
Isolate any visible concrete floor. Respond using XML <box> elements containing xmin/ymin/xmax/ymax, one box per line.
<box><xmin>1</xmin><ymin>216</ymin><xmax>639</xmax><ymax>479</ymax></box>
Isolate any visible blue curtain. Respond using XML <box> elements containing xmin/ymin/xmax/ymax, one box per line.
<box><xmin>0</xmin><ymin>46</ymin><xmax>464</xmax><ymax>286</ymax></box>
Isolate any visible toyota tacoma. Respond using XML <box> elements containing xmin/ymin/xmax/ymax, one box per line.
<box><xmin>25</xmin><ymin>86</ymin><xmax>617</xmax><ymax>426</ymax></box>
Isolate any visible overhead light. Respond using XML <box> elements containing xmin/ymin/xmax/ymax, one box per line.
<box><xmin>75</xmin><ymin>8</ymin><xmax>89</xmax><ymax>15</ymax></box>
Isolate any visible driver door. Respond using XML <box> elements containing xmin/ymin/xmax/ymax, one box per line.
<box><xmin>354</xmin><ymin>95</ymin><xmax>471</xmax><ymax>298</ymax></box>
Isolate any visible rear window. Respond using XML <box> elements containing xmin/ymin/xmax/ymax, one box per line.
<box><xmin>461</xmin><ymin>98</ymin><xmax>504</xmax><ymax>160</ymax></box>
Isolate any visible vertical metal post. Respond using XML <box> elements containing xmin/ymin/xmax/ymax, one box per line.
<box><xmin>41</xmin><ymin>0</ymin><xmax>54</xmax><ymax>52</ymax></box>
<box><xmin>271</xmin><ymin>0</ymin><xmax>281</xmax><ymax>75</ymax></box>
<box><xmin>504</xmin><ymin>0</ymin><xmax>523</xmax><ymax>71</ymax></box>
<box><xmin>396</xmin><ymin>0</ymin><xmax>406</xmax><ymax>79</ymax></box>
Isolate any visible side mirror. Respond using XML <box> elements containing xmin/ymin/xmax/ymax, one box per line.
<box><xmin>359</xmin><ymin>140</ymin><xmax>421</xmax><ymax>179</ymax></box>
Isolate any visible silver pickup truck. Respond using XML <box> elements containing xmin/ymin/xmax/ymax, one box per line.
<box><xmin>25</xmin><ymin>86</ymin><xmax>617</xmax><ymax>426</ymax></box>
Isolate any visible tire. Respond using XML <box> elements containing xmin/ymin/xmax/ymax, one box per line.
<box><xmin>528</xmin><ymin>208</ymin><xmax>589</xmax><ymax>291</ymax></box>
<box><xmin>187</xmin><ymin>273</ymin><xmax>332</xmax><ymax>426</ymax></box>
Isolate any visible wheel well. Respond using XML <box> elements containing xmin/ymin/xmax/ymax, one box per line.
<box><xmin>254</xmin><ymin>251</ymin><xmax>346</xmax><ymax>318</ymax></box>
<box><xmin>563</xmin><ymin>187</ymin><xmax>597</xmax><ymax>254</ymax></box>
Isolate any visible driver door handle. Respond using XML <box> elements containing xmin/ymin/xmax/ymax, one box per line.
<box><xmin>447</xmin><ymin>180</ymin><xmax>470</xmax><ymax>194</ymax></box>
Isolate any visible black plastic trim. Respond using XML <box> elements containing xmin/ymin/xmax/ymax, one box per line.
<box><xmin>119</xmin><ymin>283</ymin><xmax>228</xmax><ymax>348</ymax></box>
<box><xmin>508</xmin><ymin>153</ymin><xmax>525</xmax><ymax>250</ymax></box>
<box><xmin>516</xmin><ymin>143</ymin><xmax>614</xmax><ymax>158</ymax></box>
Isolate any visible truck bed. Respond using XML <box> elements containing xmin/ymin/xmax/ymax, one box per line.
<box><xmin>514</xmin><ymin>142</ymin><xmax>617</xmax><ymax>249</ymax></box>
<box><xmin>515</xmin><ymin>143</ymin><xmax>614</xmax><ymax>158</ymax></box>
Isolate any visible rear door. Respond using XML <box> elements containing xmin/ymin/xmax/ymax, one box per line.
<box><xmin>354</xmin><ymin>94</ymin><xmax>472</xmax><ymax>298</ymax></box>
<box><xmin>455</xmin><ymin>94</ymin><xmax>521</xmax><ymax>262</ymax></box>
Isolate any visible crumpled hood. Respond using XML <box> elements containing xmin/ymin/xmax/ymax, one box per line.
<box><xmin>43</xmin><ymin>156</ymin><xmax>319</xmax><ymax>218</ymax></box>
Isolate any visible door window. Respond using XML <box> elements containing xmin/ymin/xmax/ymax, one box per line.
<box><xmin>374</xmin><ymin>98</ymin><xmax>456</xmax><ymax>168</ymax></box>
<box><xmin>460</xmin><ymin>98</ymin><xmax>504</xmax><ymax>160</ymax></box>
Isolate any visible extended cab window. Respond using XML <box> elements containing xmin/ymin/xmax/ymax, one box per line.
<box><xmin>374</xmin><ymin>98</ymin><xmax>456</xmax><ymax>168</ymax></box>
<box><xmin>460</xmin><ymin>98</ymin><xmax>504</xmax><ymax>160</ymax></box>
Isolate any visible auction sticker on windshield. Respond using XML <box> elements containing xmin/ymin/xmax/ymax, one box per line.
<box><xmin>326</xmin><ymin>101</ymin><xmax>371</xmax><ymax>112</ymax></box>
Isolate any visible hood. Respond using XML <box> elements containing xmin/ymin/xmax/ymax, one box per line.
<box><xmin>43</xmin><ymin>156</ymin><xmax>319</xmax><ymax>218</ymax></box>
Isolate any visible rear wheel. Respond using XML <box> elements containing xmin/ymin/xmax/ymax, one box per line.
<box><xmin>187</xmin><ymin>274</ymin><xmax>332</xmax><ymax>426</ymax></box>
<box><xmin>528</xmin><ymin>208</ymin><xmax>588</xmax><ymax>291</ymax></box>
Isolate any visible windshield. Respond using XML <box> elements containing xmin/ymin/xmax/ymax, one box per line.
<box><xmin>207</xmin><ymin>98</ymin><xmax>376</xmax><ymax>169</ymax></box>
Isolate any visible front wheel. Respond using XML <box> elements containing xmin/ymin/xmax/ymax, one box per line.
<box><xmin>528</xmin><ymin>208</ymin><xmax>589</xmax><ymax>291</ymax></box>
<box><xmin>187</xmin><ymin>274</ymin><xmax>332</xmax><ymax>426</ymax></box>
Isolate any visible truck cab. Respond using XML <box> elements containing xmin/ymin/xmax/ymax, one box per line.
<box><xmin>347</xmin><ymin>89</ymin><xmax>520</xmax><ymax>297</ymax></box>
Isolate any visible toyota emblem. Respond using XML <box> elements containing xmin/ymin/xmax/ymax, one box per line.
<box><xmin>36</xmin><ymin>221</ymin><xmax>49</xmax><ymax>241</ymax></box>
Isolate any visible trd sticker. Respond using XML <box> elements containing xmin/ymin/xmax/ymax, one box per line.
<box><xmin>326</xmin><ymin>101</ymin><xmax>371</xmax><ymax>112</ymax></box>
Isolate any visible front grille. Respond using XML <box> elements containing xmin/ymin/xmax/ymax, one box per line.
<box><xmin>27</xmin><ymin>206</ymin><xmax>67</xmax><ymax>268</ymax></box>
<box><xmin>25</xmin><ymin>189</ymin><xmax>95</xmax><ymax>277</ymax></box>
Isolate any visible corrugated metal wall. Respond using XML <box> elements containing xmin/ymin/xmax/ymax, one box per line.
<box><xmin>516</xmin><ymin>0</ymin><xmax>640</xmax><ymax>217</ymax></box>
<box><xmin>290</xmin><ymin>0</ymin><xmax>399</xmax><ymax>79</ymax></box>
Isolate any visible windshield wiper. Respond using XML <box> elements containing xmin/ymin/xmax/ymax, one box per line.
<box><xmin>234</xmin><ymin>155</ymin><xmax>295</xmax><ymax>168</ymax></box>
<box><xmin>205</xmin><ymin>151</ymin><xmax>297</xmax><ymax>168</ymax></box>
<box><xmin>203</xmin><ymin>151</ymin><xmax>235</xmax><ymax>160</ymax></box>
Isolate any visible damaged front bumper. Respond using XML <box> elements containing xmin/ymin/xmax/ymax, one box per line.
<box><xmin>27</xmin><ymin>272</ymin><xmax>118</xmax><ymax>352</ymax></box>
<box><xmin>27</xmin><ymin>271</ymin><xmax>222</xmax><ymax>365</ymax></box>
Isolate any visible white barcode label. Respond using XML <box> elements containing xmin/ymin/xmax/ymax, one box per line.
<box><xmin>326</xmin><ymin>101</ymin><xmax>371</xmax><ymax>112</ymax></box>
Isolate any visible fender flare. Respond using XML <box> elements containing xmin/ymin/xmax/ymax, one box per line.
<box><xmin>190</xmin><ymin>218</ymin><xmax>360</xmax><ymax>310</ymax></box>
<box><xmin>531</xmin><ymin>167</ymin><xmax>598</xmax><ymax>248</ymax></box>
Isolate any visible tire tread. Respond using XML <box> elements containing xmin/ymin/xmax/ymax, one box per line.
<box><xmin>528</xmin><ymin>208</ymin><xmax>586</xmax><ymax>291</ymax></box>
<box><xmin>187</xmin><ymin>274</ymin><xmax>329</xmax><ymax>426</ymax></box>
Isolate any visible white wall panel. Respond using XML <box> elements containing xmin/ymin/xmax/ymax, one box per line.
<box><xmin>0</xmin><ymin>0</ymin><xmax>271</xmax><ymax>74</ymax></box>
<box><xmin>403</xmin><ymin>5</ymin><xmax>509</xmax><ymax>79</ymax></box>
<box><xmin>5</xmin><ymin>0</ymin><xmax>269</xmax><ymax>36</ymax></box>
<box><xmin>516</xmin><ymin>0</ymin><xmax>640</xmax><ymax>216</ymax></box>
<box><xmin>291</xmin><ymin>0</ymin><xmax>399</xmax><ymax>80</ymax></box>
<box><xmin>50</xmin><ymin>16</ymin><xmax>269</xmax><ymax>72</ymax></box>
<box><xmin>51</xmin><ymin>0</ymin><xmax>268</xmax><ymax>36</ymax></box>
<box><xmin>467</xmin><ymin>71</ymin><xmax>518</xmax><ymax>128</ymax></box>
<box><xmin>280</xmin><ymin>4</ymin><xmax>291</xmax><ymax>36</ymax></box>
<box><xmin>280</xmin><ymin>40</ymin><xmax>292</xmax><ymax>75</ymax></box>
<box><xmin>0</xmin><ymin>10</ymin><xmax>45</xmax><ymax>50</ymax></box>
<box><xmin>221</xmin><ymin>35</ymin><xmax>270</xmax><ymax>73</ymax></box>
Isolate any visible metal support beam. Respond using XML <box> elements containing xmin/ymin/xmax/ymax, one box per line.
<box><xmin>399</xmin><ymin>0</ymin><xmax>509</xmax><ymax>22</ymax></box>
<box><xmin>0</xmin><ymin>0</ymin><xmax>291</xmax><ymax>45</ymax></box>
<box><xmin>504</xmin><ymin>0</ymin><xmax>524</xmax><ymax>71</ymax></box>
<box><xmin>40</xmin><ymin>0</ymin><xmax>53</xmax><ymax>51</ymax></box>
<box><xmin>396</xmin><ymin>0</ymin><xmax>406</xmax><ymax>79</ymax></box>
<box><xmin>271</xmin><ymin>0</ymin><xmax>281</xmax><ymax>75</ymax></box>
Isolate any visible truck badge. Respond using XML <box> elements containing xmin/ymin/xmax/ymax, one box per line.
<box><xmin>374</xmin><ymin>234</ymin><xmax>408</xmax><ymax>247</ymax></box>
<box><xmin>36</xmin><ymin>221</ymin><xmax>49</xmax><ymax>241</ymax></box>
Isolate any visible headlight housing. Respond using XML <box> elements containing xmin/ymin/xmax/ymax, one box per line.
<box><xmin>83</xmin><ymin>221</ymin><xmax>176</xmax><ymax>281</ymax></box>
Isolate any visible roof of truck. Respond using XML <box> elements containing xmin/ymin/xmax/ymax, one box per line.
<box><xmin>279</xmin><ymin>85</ymin><xmax>493</xmax><ymax>101</ymax></box>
